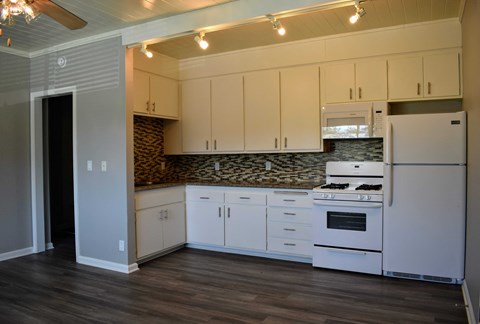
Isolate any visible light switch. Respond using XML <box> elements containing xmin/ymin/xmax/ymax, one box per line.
<box><xmin>101</xmin><ymin>161</ymin><xmax>107</xmax><ymax>172</ymax></box>
<box><xmin>266</xmin><ymin>161</ymin><xmax>272</xmax><ymax>171</ymax></box>
<box><xmin>214</xmin><ymin>162</ymin><xmax>220</xmax><ymax>171</ymax></box>
<box><xmin>87</xmin><ymin>160</ymin><xmax>93</xmax><ymax>171</ymax></box>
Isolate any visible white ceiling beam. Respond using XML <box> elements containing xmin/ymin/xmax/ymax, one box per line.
<box><xmin>121</xmin><ymin>0</ymin><xmax>354</xmax><ymax>45</ymax></box>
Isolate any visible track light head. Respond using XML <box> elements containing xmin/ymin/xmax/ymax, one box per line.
<box><xmin>267</xmin><ymin>14</ymin><xmax>286</xmax><ymax>36</ymax></box>
<box><xmin>350</xmin><ymin>0</ymin><xmax>366</xmax><ymax>24</ymax></box>
<box><xmin>194</xmin><ymin>32</ymin><xmax>209</xmax><ymax>50</ymax></box>
<box><xmin>140</xmin><ymin>44</ymin><xmax>153</xmax><ymax>58</ymax></box>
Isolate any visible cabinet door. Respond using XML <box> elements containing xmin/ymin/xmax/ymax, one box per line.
<box><xmin>244</xmin><ymin>70</ymin><xmax>281</xmax><ymax>151</ymax></box>
<box><xmin>423</xmin><ymin>52</ymin><xmax>460</xmax><ymax>98</ymax></box>
<box><xmin>388</xmin><ymin>56</ymin><xmax>423</xmax><ymax>100</ymax></box>
<box><xmin>186</xmin><ymin>202</ymin><xmax>224</xmax><ymax>246</ymax></box>
<box><xmin>150</xmin><ymin>75</ymin><xmax>179</xmax><ymax>119</ymax></box>
<box><xmin>211</xmin><ymin>74</ymin><xmax>245</xmax><ymax>152</ymax></box>
<box><xmin>163</xmin><ymin>202</ymin><xmax>186</xmax><ymax>249</ymax></box>
<box><xmin>181</xmin><ymin>79</ymin><xmax>212</xmax><ymax>153</ymax></box>
<box><xmin>324</xmin><ymin>63</ymin><xmax>355</xmax><ymax>104</ymax></box>
<box><xmin>355</xmin><ymin>60</ymin><xmax>387</xmax><ymax>101</ymax></box>
<box><xmin>133</xmin><ymin>69</ymin><xmax>150</xmax><ymax>114</ymax></box>
<box><xmin>280</xmin><ymin>66</ymin><xmax>320</xmax><ymax>151</ymax></box>
<box><xmin>225</xmin><ymin>204</ymin><xmax>266</xmax><ymax>251</ymax></box>
<box><xmin>136</xmin><ymin>207</ymin><xmax>164</xmax><ymax>258</ymax></box>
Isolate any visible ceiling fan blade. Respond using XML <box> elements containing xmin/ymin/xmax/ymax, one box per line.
<box><xmin>32</xmin><ymin>0</ymin><xmax>87</xmax><ymax>30</ymax></box>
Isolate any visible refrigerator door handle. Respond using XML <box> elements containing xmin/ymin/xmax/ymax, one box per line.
<box><xmin>386</xmin><ymin>121</ymin><xmax>393</xmax><ymax>164</ymax></box>
<box><xmin>388</xmin><ymin>164</ymin><xmax>393</xmax><ymax>206</ymax></box>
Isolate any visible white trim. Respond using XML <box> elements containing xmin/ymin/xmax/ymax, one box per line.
<box><xmin>77</xmin><ymin>256</ymin><xmax>139</xmax><ymax>274</ymax></box>
<box><xmin>46</xmin><ymin>242</ymin><xmax>54</xmax><ymax>250</ymax></box>
<box><xmin>0</xmin><ymin>46</ymin><xmax>30</xmax><ymax>57</ymax></box>
<box><xmin>462</xmin><ymin>281</ymin><xmax>477</xmax><ymax>324</ymax></box>
<box><xmin>30</xmin><ymin>86</ymin><xmax>79</xmax><ymax>260</ymax></box>
<box><xmin>0</xmin><ymin>247</ymin><xmax>34</xmax><ymax>262</ymax></box>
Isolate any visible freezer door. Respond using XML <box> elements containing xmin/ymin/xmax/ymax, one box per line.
<box><xmin>384</xmin><ymin>112</ymin><xmax>466</xmax><ymax>164</ymax></box>
<box><xmin>383</xmin><ymin>165</ymin><xmax>466</xmax><ymax>279</ymax></box>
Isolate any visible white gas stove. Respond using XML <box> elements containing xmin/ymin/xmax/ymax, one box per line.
<box><xmin>312</xmin><ymin>161</ymin><xmax>384</xmax><ymax>275</ymax></box>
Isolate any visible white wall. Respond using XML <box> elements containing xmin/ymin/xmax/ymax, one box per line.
<box><xmin>462</xmin><ymin>0</ymin><xmax>480</xmax><ymax>322</ymax></box>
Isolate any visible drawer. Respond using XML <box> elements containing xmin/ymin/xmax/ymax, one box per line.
<box><xmin>268</xmin><ymin>237</ymin><xmax>312</xmax><ymax>256</ymax></box>
<box><xmin>312</xmin><ymin>246</ymin><xmax>382</xmax><ymax>275</ymax></box>
<box><xmin>268</xmin><ymin>221</ymin><xmax>312</xmax><ymax>240</ymax></box>
<box><xmin>268</xmin><ymin>190</ymin><xmax>312</xmax><ymax>208</ymax></box>
<box><xmin>135</xmin><ymin>186</ymin><xmax>184</xmax><ymax>210</ymax></box>
<box><xmin>268</xmin><ymin>207</ymin><xmax>312</xmax><ymax>224</ymax></box>
<box><xmin>186</xmin><ymin>189</ymin><xmax>224</xmax><ymax>203</ymax></box>
<box><xmin>225</xmin><ymin>191</ymin><xmax>266</xmax><ymax>205</ymax></box>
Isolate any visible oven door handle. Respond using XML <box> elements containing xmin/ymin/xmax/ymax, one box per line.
<box><xmin>313</xmin><ymin>200</ymin><xmax>383</xmax><ymax>208</ymax></box>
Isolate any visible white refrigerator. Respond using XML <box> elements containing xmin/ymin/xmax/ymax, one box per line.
<box><xmin>383</xmin><ymin>112</ymin><xmax>466</xmax><ymax>283</ymax></box>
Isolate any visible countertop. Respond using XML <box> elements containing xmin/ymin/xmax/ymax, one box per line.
<box><xmin>134</xmin><ymin>179</ymin><xmax>321</xmax><ymax>192</ymax></box>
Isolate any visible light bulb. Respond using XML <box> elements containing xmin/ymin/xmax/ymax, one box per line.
<box><xmin>277</xmin><ymin>26</ymin><xmax>286</xmax><ymax>36</ymax></box>
<box><xmin>350</xmin><ymin>13</ymin><xmax>359</xmax><ymax>24</ymax></box>
<box><xmin>194</xmin><ymin>34</ymin><xmax>209</xmax><ymax>50</ymax></box>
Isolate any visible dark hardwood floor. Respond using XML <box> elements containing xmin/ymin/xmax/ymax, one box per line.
<box><xmin>0</xmin><ymin>242</ymin><xmax>468</xmax><ymax>323</ymax></box>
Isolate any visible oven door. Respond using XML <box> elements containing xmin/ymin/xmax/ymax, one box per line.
<box><xmin>313</xmin><ymin>199</ymin><xmax>382</xmax><ymax>251</ymax></box>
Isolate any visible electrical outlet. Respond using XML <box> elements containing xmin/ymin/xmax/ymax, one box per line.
<box><xmin>214</xmin><ymin>162</ymin><xmax>220</xmax><ymax>171</ymax></box>
<box><xmin>161</xmin><ymin>162</ymin><xmax>166</xmax><ymax>170</ymax></box>
<box><xmin>266</xmin><ymin>161</ymin><xmax>272</xmax><ymax>171</ymax></box>
<box><xmin>87</xmin><ymin>160</ymin><xmax>93</xmax><ymax>171</ymax></box>
<box><xmin>101</xmin><ymin>161</ymin><xmax>107</xmax><ymax>172</ymax></box>
<box><xmin>119</xmin><ymin>240</ymin><xmax>125</xmax><ymax>252</ymax></box>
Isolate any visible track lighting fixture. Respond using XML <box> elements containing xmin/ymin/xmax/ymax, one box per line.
<box><xmin>194</xmin><ymin>32</ymin><xmax>209</xmax><ymax>50</ymax></box>
<box><xmin>140</xmin><ymin>44</ymin><xmax>153</xmax><ymax>58</ymax></box>
<box><xmin>349</xmin><ymin>0</ymin><xmax>366</xmax><ymax>24</ymax></box>
<box><xmin>267</xmin><ymin>14</ymin><xmax>286</xmax><ymax>36</ymax></box>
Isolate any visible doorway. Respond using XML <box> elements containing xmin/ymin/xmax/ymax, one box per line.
<box><xmin>30</xmin><ymin>86</ymin><xmax>79</xmax><ymax>260</ymax></box>
<box><xmin>43</xmin><ymin>95</ymin><xmax>75</xmax><ymax>256</ymax></box>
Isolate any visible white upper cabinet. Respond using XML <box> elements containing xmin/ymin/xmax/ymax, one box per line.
<box><xmin>181</xmin><ymin>78</ymin><xmax>212</xmax><ymax>153</ymax></box>
<box><xmin>423</xmin><ymin>52</ymin><xmax>461</xmax><ymax>98</ymax></box>
<box><xmin>244</xmin><ymin>70</ymin><xmax>281</xmax><ymax>152</ymax></box>
<box><xmin>280</xmin><ymin>66</ymin><xmax>321</xmax><ymax>151</ymax></box>
<box><xmin>133</xmin><ymin>69</ymin><xmax>179</xmax><ymax>119</ymax></box>
<box><xmin>388</xmin><ymin>52</ymin><xmax>461</xmax><ymax>100</ymax></box>
<box><xmin>324</xmin><ymin>60</ymin><xmax>387</xmax><ymax>104</ymax></box>
<box><xmin>211</xmin><ymin>74</ymin><xmax>245</xmax><ymax>152</ymax></box>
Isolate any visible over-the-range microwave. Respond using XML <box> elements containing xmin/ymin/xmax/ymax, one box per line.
<box><xmin>321</xmin><ymin>101</ymin><xmax>390</xmax><ymax>139</ymax></box>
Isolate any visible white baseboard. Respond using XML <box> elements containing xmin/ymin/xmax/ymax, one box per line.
<box><xmin>77</xmin><ymin>255</ymin><xmax>139</xmax><ymax>274</ymax></box>
<box><xmin>46</xmin><ymin>242</ymin><xmax>54</xmax><ymax>250</ymax></box>
<box><xmin>462</xmin><ymin>280</ymin><xmax>477</xmax><ymax>324</ymax></box>
<box><xmin>0</xmin><ymin>247</ymin><xmax>34</xmax><ymax>262</ymax></box>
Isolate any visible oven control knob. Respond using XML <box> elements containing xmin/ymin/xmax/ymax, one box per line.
<box><xmin>367</xmin><ymin>195</ymin><xmax>372</xmax><ymax>200</ymax></box>
<box><xmin>358</xmin><ymin>195</ymin><xmax>363</xmax><ymax>200</ymax></box>
<box><xmin>331</xmin><ymin>194</ymin><xmax>335</xmax><ymax>198</ymax></box>
<box><xmin>322</xmin><ymin>193</ymin><xmax>328</xmax><ymax>199</ymax></box>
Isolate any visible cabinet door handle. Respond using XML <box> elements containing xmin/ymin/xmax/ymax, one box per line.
<box><xmin>284</xmin><ymin>137</ymin><xmax>287</xmax><ymax>148</ymax></box>
<box><xmin>164</xmin><ymin>209</ymin><xmax>168</xmax><ymax>220</ymax></box>
<box><xmin>206</xmin><ymin>140</ymin><xmax>209</xmax><ymax>150</ymax></box>
<box><xmin>218</xmin><ymin>207</ymin><xmax>222</xmax><ymax>218</ymax></box>
<box><xmin>214</xmin><ymin>140</ymin><xmax>217</xmax><ymax>150</ymax></box>
<box><xmin>227</xmin><ymin>207</ymin><xmax>231</xmax><ymax>218</ymax></box>
<box><xmin>199</xmin><ymin>197</ymin><xmax>210</xmax><ymax>200</ymax></box>
<box><xmin>159</xmin><ymin>210</ymin><xmax>164</xmax><ymax>220</ymax></box>
<box><xmin>284</xmin><ymin>243</ymin><xmax>296</xmax><ymax>246</ymax></box>
<box><xmin>427</xmin><ymin>82</ymin><xmax>431</xmax><ymax>95</ymax></box>
<box><xmin>146</xmin><ymin>100</ymin><xmax>150</xmax><ymax>112</ymax></box>
<box><xmin>283</xmin><ymin>228</ymin><xmax>296</xmax><ymax>232</ymax></box>
<box><xmin>284</xmin><ymin>212</ymin><xmax>296</xmax><ymax>216</ymax></box>
<box><xmin>239</xmin><ymin>197</ymin><xmax>251</xmax><ymax>200</ymax></box>
<box><xmin>349</xmin><ymin>88</ymin><xmax>353</xmax><ymax>100</ymax></box>
<box><xmin>275</xmin><ymin>138</ymin><xmax>278</xmax><ymax>149</ymax></box>
<box><xmin>283</xmin><ymin>199</ymin><xmax>296</xmax><ymax>202</ymax></box>
<box><xmin>417</xmin><ymin>83</ymin><xmax>421</xmax><ymax>95</ymax></box>
<box><xmin>152</xmin><ymin>102</ymin><xmax>156</xmax><ymax>112</ymax></box>
<box><xmin>358</xmin><ymin>87</ymin><xmax>362</xmax><ymax>99</ymax></box>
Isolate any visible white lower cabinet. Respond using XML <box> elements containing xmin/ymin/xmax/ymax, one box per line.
<box><xmin>135</xmin><ymin>187</ymin><xmax>185</xmax><ymax>259</ymax></box>
<box><xmin>225</xmin><ymin>204</ymin><xmax>266</xmax><ymax>251</ymax></box>
<box><xmin>267</xmin><ymin>190</ymin><xmax>313</xmax><ymax>257</ymax></box>
<box><xmin>187</xmin><ymin>201</ymin><xmax>224</xmax><ymax>246</ymax></box>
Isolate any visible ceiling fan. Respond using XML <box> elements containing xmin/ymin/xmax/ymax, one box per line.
<box><xmin>0</xmin><ymin>0</ymin><xmax>87</xmax><ymax>46</ymax></box>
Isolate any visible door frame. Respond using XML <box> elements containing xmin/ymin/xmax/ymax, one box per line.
<box><xmin>30</xmin><ymin>86</ymin><xmax>79</xmax><ymax>259</ymax></box>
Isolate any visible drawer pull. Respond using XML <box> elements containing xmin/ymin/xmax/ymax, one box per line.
<box><xmin>284</xmin><ymin>243</ymin><xmax>296</xmax><ymax>246</ymax></box>
<box><xmin>273</xmin><ymin>191</ymin><xmax>309</xmax><ymax>196</ymax></box>
<box><xmin>199</xmin><ymin>197</ymin><xmax>210</xmax><ymax>200</ymax></box>
<box><xmin>227</xmin><ymin>207</ymin><xmax>231</xmax><ymax>218</ymax></box>
<box><xmin>218</xmin><ymin>207</ymin><xmax>222</xmax><ymax>218</ymax></box>
<box><xmin>284</xmin><ymin>212</ymin><xmax>296</xmax><ymax>216</ymax></box>
<box><xmin>327</xmin><ymin>248</ymin><xmax>367</xmax><ymax>256</ymax></box>
<box><xmin>283</xmin><ymin>228</ymin><xmax>296</xmax><ymax>232</ymax></box>
<box><xmin>239</xmin><ymin>197</ymin><xmax>251</xmax><ymax>200</ymax></box>
<box><xmin>283</xmin><ymin>199</ymin><xmax>296</xmax><ymax>202</ymax></box>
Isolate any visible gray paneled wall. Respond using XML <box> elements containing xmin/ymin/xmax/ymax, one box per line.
<box><xmin>134</xmin><ymin>115</ymin><xmax>383</xmax><ymax>184</ymax></box>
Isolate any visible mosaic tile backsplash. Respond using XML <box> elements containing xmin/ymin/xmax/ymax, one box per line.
<box><xmin>134</xmin><ymin>116</ymin><xmax>383</xmax><ymax>184</ymax></box>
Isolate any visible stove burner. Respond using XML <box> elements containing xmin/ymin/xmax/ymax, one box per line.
<box><xmin>320</xmin><ymin>183</ymin><xmax>350</xmax><ymax>190</ymax></box>
<box><xmin>355</xmin><ymin>184</ymin><xmax>382</xmax><ymax>191</ymax></box>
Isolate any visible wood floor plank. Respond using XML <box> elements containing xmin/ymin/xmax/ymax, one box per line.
<box><xmin>0</xmin><ymin>243</ymin><xmax>468</xmax><ymax>323</ymax></box>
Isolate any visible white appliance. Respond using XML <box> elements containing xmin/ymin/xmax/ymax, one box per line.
<box><xmin>312</xmin><ymin>162</ymin><xmax>384</xmax><ymax>275</ymax></box>
<box><xmin>321</xmin><ymin>102</ymin><xmax>389</xmax><ymax>139</ymax></box>
<box><xmin>383</xmin><ymin>112</ymin><xmax>466</xmax><ymax>284</ymax></box>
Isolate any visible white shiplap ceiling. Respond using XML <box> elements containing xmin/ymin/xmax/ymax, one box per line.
<box><xmin>0</xmin><ymin>0</ymin><xmax>464</xmax><ymax>57</ymax></box>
